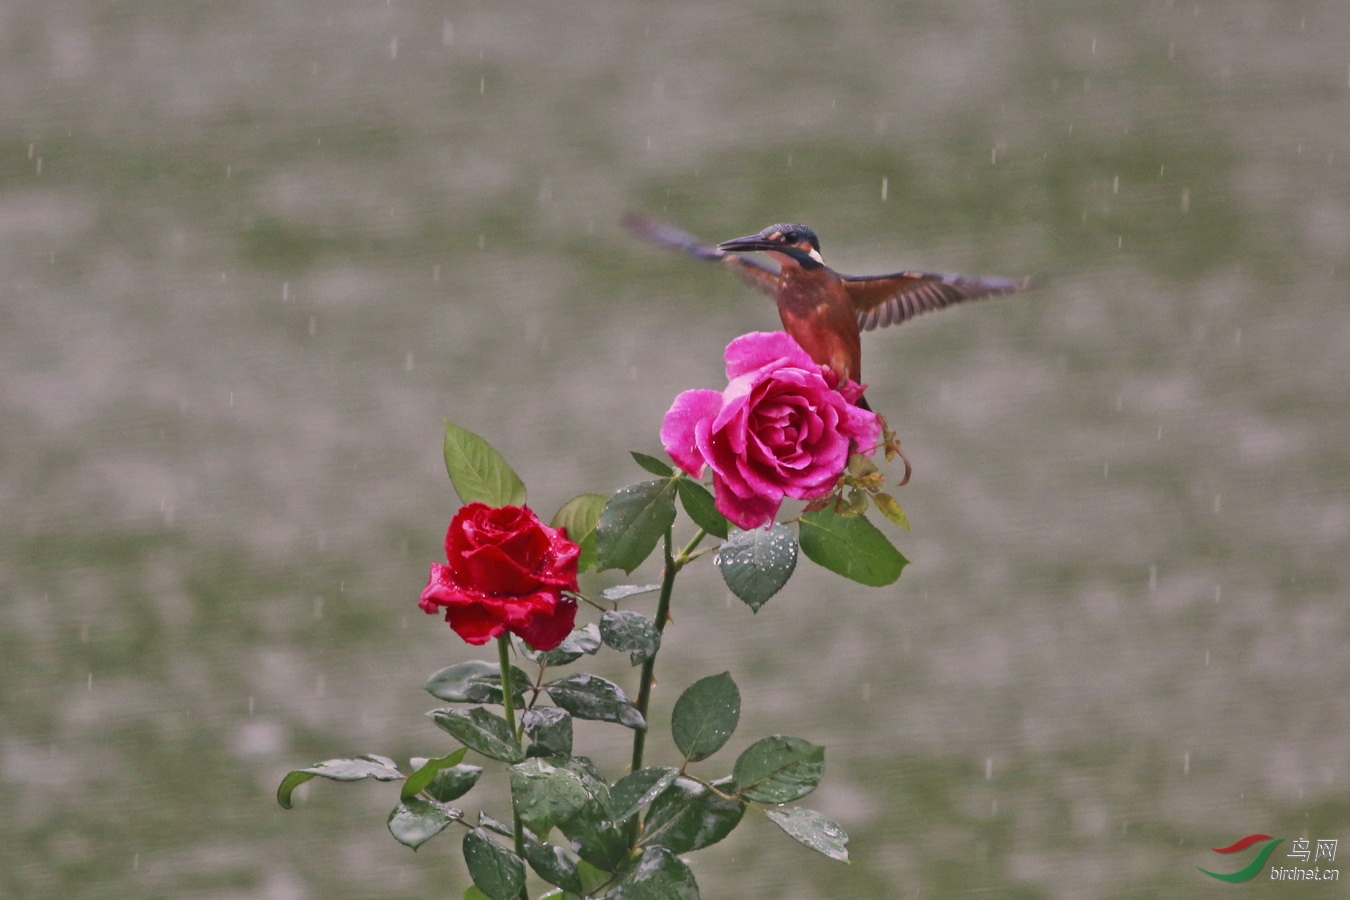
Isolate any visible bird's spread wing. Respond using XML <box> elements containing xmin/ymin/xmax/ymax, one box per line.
<box><xmin>844</xmin><ymin>271</ymin><xmax>1032</xmax><ymax>332</ymax></box>
<box><xmin>622</xmin><ymin>213</ymin><xmax>780</xmax><ymax>296</ymax></box>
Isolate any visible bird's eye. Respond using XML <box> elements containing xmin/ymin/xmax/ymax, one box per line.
<box><xmin>780</xmin><ymin>230</ymin><xmax>798</xmax><ymax>243</ymax></box>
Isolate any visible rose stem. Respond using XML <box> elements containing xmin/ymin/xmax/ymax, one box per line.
<box><xmin>629</xmin><ymin>526</ymin><xmax>707</xmax><ymax>773</ymax></box>
<box><xmin>496</xmin><ymin>633</ymin><xmax>528</xmax><ymax>898</ymax></box>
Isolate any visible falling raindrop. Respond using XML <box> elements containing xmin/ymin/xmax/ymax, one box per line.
<box><xmin>282</xmin><ymin>281</ymin><xmax>289</xmax><ymax>302</ymax></box>
<box><xmin>1148</xmin><ymin>564</ymin><xmax>1158</xmax><ymax>591</ymax></box>
<box><xmin>985</xmin><ymin>756</ymin><xmax>994</xmax><ymax>779</ymax></box>
<box><xmin>389</xmin><ymin>36</ymin><xmax>398</xmax><ymax>59</ymax></box>
<box><xmin>1180</xmin><ymin>188</ymin><xmax>1190</xmax><ymax>212</ymax></box>
<box><xmin>248</xmin><ymin>696</ymin><xmax>255</xmax><ymax>714</ymax></box>
<box><xmin>442</xmin><ymin>20</ymin><xmax>454</xmax><ymax>45</ymax></box>
<box><xmin>1183</xmin><ymin>752</ymin><xmax>1190</xmax><ymax>774</ymax></box>
<box><xmin>881</xmin><ymin>177</ymin><xmax>888</xmax><ymax>201</ymax></box>
<box><xmin>308</xmin><ymin>315</ymin><xmax>317</xmax><ymax>336</ymax></box>
<box><xmin>405</xmin><ymin>350</ymin><xmax>415</xmax><ymax>372</ymax></box>
<box><xmin>1112</xmin><ymin>175</ymin><xmax>1119</xmax><ymax>194</ymax></box>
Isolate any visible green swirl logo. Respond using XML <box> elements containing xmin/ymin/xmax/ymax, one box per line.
<box><xmin>1198</xmin><ymin>834</ymin><xmax>1283</xmax><ymax>883</ymax></box>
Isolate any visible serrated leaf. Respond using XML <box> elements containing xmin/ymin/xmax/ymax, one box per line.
<box><xmin>764</xmin><ymin>807</ymin><xmax>850</xmax><ymax>862</ymax></box>
<box><xmin>520</xmin><ymin>622</ymin><xmax>602</xmax><ymax>667</ymax></box>
<box><xmin>600</xmin><ymin>609</ymin><xmax>661</xmax><ymax>665</ymax></box>
<box><xmin>671</xmin><ymin>671</ymin><xmax>740</xmax><ymax>762</ymax></box>
<box><xmin>716</xmin><ymin>522</ymin><xmax>797</xmax><ymax>612</ymax></box>
<box><xmin>387</xmin><ymin>799</ymin><xmax>461</xmax><ymax>850</ymax></box>
<box><xmin>597</xmin><ymin>847</ymin><xmax>701</xmax><ymax>900</ymax></box>
<box><xmin>462</xmin><ymin>828</ymin><xmax>526</xmax><ymax>900</ymax></box>
<box><xmin>799</xmin><ymin>506</ymin><xmax>907</xmax><ymax>587</ymax></box>
<box><xmin>478</xmin><ymin>810</ymin><xmax>515</xmax><ymax>837</ymax></box>
<box><xmin>276</xmin><ymin>755</ymin><xmax>403</xmax><ymax>808</ymax></box>
<box><xmin>425</xmin><ymin>660</ymin><xmax>529</xmax><ymax>705</ymax></box>
<box><xmin>442</xmin><ymin>421</ymin><xmax>527</xmax><ymax>508</ymax></box>
<box><xmin>544</xmin><ymin>674</ymin><xmax>646</xmax><ymax>731</ymax></box>
<box><xmin>523</xmin><ymin>707</ymin><xmax>573</xmax><ymax>758</ymax></box>
<box><xmin>421</xmin><ymin>763</ymin><xmax>484</xmax><ymax>803</ymax></box>
<box><xmin>551</xmin><ymin>493</ymin><xmax>608</xmax><ymax>572</ymax></box>
<box><xmin>600</xmin><ymin>583</ymin><xmax>661</xmax><ymax>602</ymax></box>
<box><xmin>427</xmin><ymin>707</ymin><xmax>524</xmax><ymax>763</ymax></box>
<box><xmin>521</xmin><ymin>830</ymin><xmax>584</xmax><ymax>895</ymax></box>
<box><xmin>510</xmin><ymin>758</ymin><xmax>595</xmax><ymax>834</ymax></box>
<box><xmin>595</xmin><ymin>479</ymin><xmax>677</xmax><ymax>573</ymax></box>
<box><xmin>639</xmin><ymin>776</ymin><xmax>745</xmax><ymax>854</ymax></box>
<box><xmin>872</xmin><ymin>492</ymin><xmax>910</xmax><ymax>530</ymax></box>
<box><xmin>630</xmin><ymin>451</ymin><xmax>675</xmax><ymax>477</ymax></box>
<box><xmin>401</xmin><ymin>748</ymin><xmax>468</xmax><ymax>802</ymax></box>
<box><xmin>732</xmin><ymin>735</ymin><xmax>825</xmax><ymax>804</ymax></box>
<box><xmin>676</xmin><ymin>478</ymin><xmax>729</xmax><ymax>539</ymax></box>
<box><xmin>610</xmin><ymin>767</ymin><xmax>680</xmax><ymax>824</ymax></box>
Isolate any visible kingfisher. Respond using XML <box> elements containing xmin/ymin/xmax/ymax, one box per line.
<box><xmin>624</xmin><ymin>215</ymin><xmax>1032</xmax><ymax>412</ymax></box>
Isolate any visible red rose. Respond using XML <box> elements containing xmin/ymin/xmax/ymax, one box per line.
<box><xmin>419</xmin><ymin>503</ymin><xmax>580</xmax><ymax>650</ymax></box>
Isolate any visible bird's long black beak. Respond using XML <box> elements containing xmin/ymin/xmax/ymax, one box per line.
<box><xmin>717</xmin><ymin>234</ymin><xmax>779</xmax><ymax>253</ymax></box>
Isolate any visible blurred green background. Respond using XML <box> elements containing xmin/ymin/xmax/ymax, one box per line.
<box><xmin>4</xmin><ymin>2</ymin><xmax>1349</xmax><ymax>897</ymax></box>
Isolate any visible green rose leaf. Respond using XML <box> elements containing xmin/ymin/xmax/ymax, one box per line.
<box><xmin>732</xmin><ymin>735</ymin><xmax>825</xmax><ymax>804</ymax></box>
<box><xmin>798</xmin><ymin>506</ymin><xmax>907</xmax><ymax>587</ymax></box>
<box><xmin>387</xmin><ymin>798</ymin><xmax>461</xmax><ymax>850</ymax></box>
<box><xmin>521</xmin><ymin>830</ymin><xmax>584</xmax><ymax>895</ymax></box>
<box><xmin>442</xmin><ymin>421</ymin><xmax>527</xmax><ymax>508</ymax></box>
<box><xmin>764</xmin><ymin>806</ymin><xmax>850</xmax><ymax>862</ymax></box>
<box><xmin>462</xmin><ymin>827</ymin><xmax>526</xmax><ymax>900</ymax></box>
<box><xmin>600</xmin><ymin>583</ymin><xmax>661</xmax><ymax>602</ymax></box>
<box><xmin>551</xmin><ymin>493</ymin><xmax>608</xmax><ymax>573</ymax></box>
<box><xmin>597</xmin><ymin>846</ymin><xmax>701</xmax><ymax>900</ymax></box>
<box><xmin>427</xmin><ymin>707</ymin><xmax>525</xmax><ymax>763</ymax></box>
<box><xmin>276</xmin><ymin>754</ymin><xmax>402</xmax><ymax>808</ymax></box>
<box><xmin>477</xmin><ymin>810</ymin><xmax>515</xmax><ymax>837</ymax></box>
<box><xmin>630</xmin><ymin>451</ymin><xmax>675</xmax><ymax>477</ymax></box>
<box><xmin>520</xmin><ymin>622</ymin><xmax>602</xmax><ymax>667</ymax></box>
<box><xmin>676</xmin><ymin>478</ymin><xmax>729</xmax><ymax>539</ymax></box>
<box><xmin>425</xmin><ymin>660</ymin><xmax>530</xmax><ymax>706</ymax></box>
<box><xmin>716</xmin><ymin>522</ymin><xmax>797</xmax><ymax>611</ymax></box>
<box><xmin>595</xmin><ymin>479</ymin><xmax>678</xmax><ymax>573</ymax></box>
<box><xmin>544</xmin><ymin>673</ymin><xmax>646</xmax><ymax>731</ymax></box>
<box><xmin>548</xmin><ymin>760</ymin><xmax>625</xmax><ymax>871</ymax></box>
<box><xmin>510</xmin><ymin>758</ymin><xmax>594</xmax><ymax>834</ymax></box>
<box><xmin>561</xmin><ymin>813</ymin><xmax>629</xmax><ymax>873</ymax></box>
<box><xmin>401</xmin><ymin>747</ymin><xmax>468</xmax><ymax>802</ymax></box>
<box><xmin>610</xmin><ymin>766</ymin><xmax>680</xmax><ymax>824</ymax></box>
<box><xmin>599</xmin><ymin>609</ymin><xmax>662</xmax><ymax>665</ymax></box>
<box><xmin>418</xmin><ymin>762</ymin><xmax>483</xmax><ymax>803</ymax></box>
<box><xmin>639</xmin><ymin>775</ymin><xmax>746</xmax><ymax>854</ymax></box>
<box><xmin>671</xmin><ymin>671</ymin><xmax>741</xmax><ymax>763</ymax></box>
<box><xmin>522</xmin><ymin>707</ymin><xmax>573</xmax><ymax>758</ymax></box>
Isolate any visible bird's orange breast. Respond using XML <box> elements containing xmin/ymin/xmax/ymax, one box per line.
<box><xmin>775</xmin><ymin>268</ymin><xmax>863</xmax><ymax>385</ymax></box>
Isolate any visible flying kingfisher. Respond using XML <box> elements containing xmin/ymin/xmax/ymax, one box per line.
<box><xmin>624</xmin><ymin>215</ymin><xmax>1033</xmax><ymax>412</ymax></box>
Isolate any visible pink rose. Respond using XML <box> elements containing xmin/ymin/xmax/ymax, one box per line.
<box><xmin>660</xmin><ymin>332</ymin><xmax>880</xmax><ymax>530</ymax></box>
<box><xmin>419</xmin><ymin>503</ymin><xmax>579</xmax><ymax>649</ymax></box>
